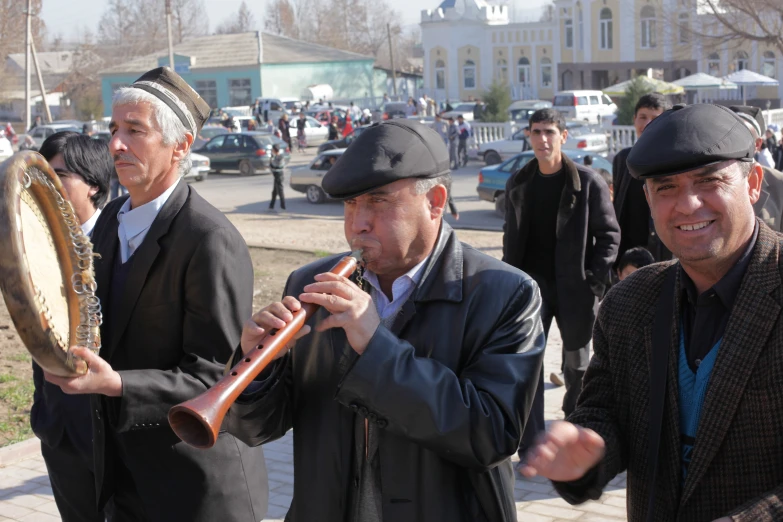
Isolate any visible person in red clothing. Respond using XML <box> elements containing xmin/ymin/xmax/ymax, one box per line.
<box><xmin>342</xmin><ymin>113</ymin><xmax>354</xmax><ymax>137</ymax></box>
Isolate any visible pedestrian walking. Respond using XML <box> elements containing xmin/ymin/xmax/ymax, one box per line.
<box><xmin>269</xmin><ymin>144</ymin><xmax>287</xmax><ymax>211</ymax></box>
<box><xmin>278</xmin><ymin>113</ymin><xmax>291</xmax><ymax>149</ymax></box>
<box><xmin>434</xmin><ymin>114</ymin><xmax>448</xmax><ymax>145</ymax></box>
<box><xmin>328</xmin><ymin>116</ymin><xmax>339</xmax><ymax>141</ymax></box>
<box><xmin>342</xmin><ymin>113</ymin><xmax>354</xmax><ymax>137</ymax></box>
<box><xmin>447</xmin><ymin>117</ymin><xmax>459</xmax><ymax>170</ymax></box>
<box><xmin>457</xmin><ymin>115</ymin><xmax>471</xmax><ymax>167</ymax></box>
<box><xmin>227</xmin><ymin>119</ymin><xmax>545</xmax><ymax>522</ymax></box>
<box><xmin>502</xmin><ymin>108</ymin><xmax>619</xmax><ymax>472</ymax></box>
<box><xmin>522</xmin><ymin>102</ymin><xmax>783</xmax><ymax>522</ymax></box>
<box><xmin>296</xmin><ymin>112</ymin><xmax>307</xmax><ymax>152</ymax></box>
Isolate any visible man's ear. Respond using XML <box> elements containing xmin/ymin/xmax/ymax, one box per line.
<box><xmin>748</xmin><ymin>163</ymin><xmax>764</xmax><ymax>205</ymax></box>
<box><xmin>427</xmin><ymin>184</ymin><xmax>448</xmax><ymax>218</ymax></box>
<box><xmin>173</xmin><ymin>133</ymin><xmax>194</xmax><ymax>162</ymax></box>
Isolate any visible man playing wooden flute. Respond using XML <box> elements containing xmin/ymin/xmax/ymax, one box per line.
<box><xmin>226</xmin><ymin>119</ymin><xmax>546</xmax><ymax>522</ymax></box>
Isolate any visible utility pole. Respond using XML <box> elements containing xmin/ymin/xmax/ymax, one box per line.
<box><xmin>24</xmin><ymin>0</ymin><xmax>32</xmax><ymax>131</ymax></box>
<box><xmin>387</xmin><ymin>24</ymin><xmax>397</xmax><ymax>97</ymax></box>
<box><xmin>166</xmin><ymin>0</ymin><xmax>175</xmax><ymax>70</ymax></box>
<box><xmin>30</xmin><ymin>40</ymin><xmax>52</xmax><ymax>123</ymax></box>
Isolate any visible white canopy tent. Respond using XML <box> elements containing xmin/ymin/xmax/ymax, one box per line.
<box><xmin>723</xmin><ymin>69</ymin><xmax>778</xmax><ymax>104</ymax></box>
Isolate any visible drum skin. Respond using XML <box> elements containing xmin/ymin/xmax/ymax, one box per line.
<box><xmin>0</xmin><ymin>151</ymin><xmax>90</xmax><ymax>377</ymax></box>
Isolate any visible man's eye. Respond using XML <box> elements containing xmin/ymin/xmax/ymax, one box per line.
<box><xmin>656</xmin><ymin>185</ymin><xmax>674</xmax><ymax>192</ymax></box>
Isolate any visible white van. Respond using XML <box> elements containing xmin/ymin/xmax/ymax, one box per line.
<box><xmin>553</xmin><ymin>90</ymin><xmax>617</xmax><ymax>124</ymax></box>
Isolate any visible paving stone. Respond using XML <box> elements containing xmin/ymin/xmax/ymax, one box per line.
<box><xmin>30</xmin><ymin>502</ymin><xmax>60</xmax><ymax>516</ymax></box>
<box><xmin>515</xmin><ymin>511</ymin><xmax>554</xmax><ymax>522</ymax></box>
<box><xmin>4</xmin><ymin>496</ymin><xmax>48</xmax><ymax>510</ymax></box>
<box><xmin>0</xmin><ymin>501</ymin><xmax>34</xmax><ymax>519</ymax></box>
<box><xmin>17</xmin><ymin>512</ymin><xmax>60</xmax><ymax>522</ymax></box>
<box><xmin>576</xmin><ymin>501</ymin><xmax>629</xmax><ymax>519</ymax></box>
<box><xmin>522</xmin><ymin>502</ymin><xmax>583</xmax><ymax>520</ymax></box>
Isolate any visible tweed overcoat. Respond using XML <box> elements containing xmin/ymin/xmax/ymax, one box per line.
<box><xmin>555</xmin><ymin>222</ymin><xmax>783</xmax><ymax>521</ymax></box>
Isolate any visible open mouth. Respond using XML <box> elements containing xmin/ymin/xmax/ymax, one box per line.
<box><xmin>678</xmin><ymin>220</ymin><xmax>714</xmax><ymax>231</ymax></box>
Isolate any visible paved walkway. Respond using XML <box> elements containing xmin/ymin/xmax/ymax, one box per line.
<box><xmin>0</xmin><ymin>323</ymin><xmax>628</xmax><ymax>522</ymax></box>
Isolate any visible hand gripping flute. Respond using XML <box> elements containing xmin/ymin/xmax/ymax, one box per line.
<box><xmin>168</xmin><ymin>250</ymin><xmax>363</xmax><ymax>449</ymax></box>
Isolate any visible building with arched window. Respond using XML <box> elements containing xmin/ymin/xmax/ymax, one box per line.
<box><xmin>421</xmin><ymin>0</ymin><xmax>782</xmax><ymax>107</ymax></box>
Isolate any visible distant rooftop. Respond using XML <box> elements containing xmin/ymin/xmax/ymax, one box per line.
<box><xmin>101</xmin><ymin>32</ymin><xmax>373</xmax><ymax>75</ymax></box>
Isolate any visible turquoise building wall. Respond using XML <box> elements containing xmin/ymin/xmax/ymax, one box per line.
<box><xmin>259</xmin><ymin>61</ymin><xmax>375</xmax><ymax>101</ymax></box>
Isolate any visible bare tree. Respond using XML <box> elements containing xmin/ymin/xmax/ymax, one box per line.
<box><xmin>215</xmin><ymin>0</ymin><xmax>258</xmax><ymax>34</ymax></box>
<box><xmin>689</xmin><ymin>0</ymin><xmax>783</xmax><ymax>57</ymax></box>
<box><xmin>170</xmin><ymin>0</ymin><xmax>209</xmax><ymax>43</ymax></box>
<box><xmin>539</xmin><ymin>3</ymin><xmax>555</xmax><ymax>23</ymax></box>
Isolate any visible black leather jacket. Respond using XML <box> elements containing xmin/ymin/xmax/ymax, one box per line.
<box><xmin>227</xmin><ymin>222</ymin><xmax>545</xmax><ymax>522</ymax></box>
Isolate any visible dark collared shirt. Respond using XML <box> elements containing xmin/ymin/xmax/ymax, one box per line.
<box><xmin>680</xmin><ymin>223</ymin><xmax>758</xmax><ymax>371</ymax></box>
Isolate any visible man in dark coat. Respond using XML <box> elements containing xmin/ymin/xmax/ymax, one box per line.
<box><xmin>227</xmin><ymin>120</ymin><xmax>546</xmax><ymax>522</ymax></box>
<box><xmin>32</xmin><ymin>132</ymin><xmax>111</xmax><ymax>522</ymax></box>
<box><xmin>45</xmin><ymin>67</ymin><xmax>268</xmax><ymax>522</ymax></box>
<box><xmin>503</xmin><ymin>108</ymin><xmax>619</xmax><ymax>465</ymax></box>
<box><xmin>522</xmin><ymin>103</ymin><xmax>783</xmax><ymax>521</ymax></box>
<box><xmin>612</xmin><ymin>92</ymin><xmax>671</xmax><ymax>264</ymax></box>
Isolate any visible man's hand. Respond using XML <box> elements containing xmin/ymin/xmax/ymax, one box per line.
<box><xmin>241</xmin><ymin>296</ymin><xmax>311</xmax><ymax>357</ymax></box>
<box><xmin>44</xmin><ymin>347</ymin><xmax>122</xmax><ymax>397</ymax></box>
<box><xmin>300</xmin><ymin>272</ymin><xmax>380</xmax><ymax>355</ymax></box>
<box><xmin>519</xmin><ymin>420</ymin><xmax>606</xmax><ymax>482</ymax></box>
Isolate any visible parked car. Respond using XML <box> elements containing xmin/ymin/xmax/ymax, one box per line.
<box><xmin>307</xmin><ymin>108</ymin><xmax>347</xmax><ymax>127</ymax></box>
<box><xmin>508</xmin><ymin>100</ymin><xmax>553</xmax><ymax>122</ymax></box>
<box><xmin>194</xmin><ymin>132</ymin><xmax>290</xmax><ymax>176</ymax></box>
<box><xmin>183</xmin><ymin>152</ymin><xmax>210</xmax><ymax>182</ymax></box>
<box><xmin>553</xmin><ymin>90</ymin><xmax>617</xmax><ymax>124</ymax></box>
<box><xmin>477</xmin><ymin>150</ymin><xmax>613</xmax><ymax>216</ymax></box>
<box><xmin>564</xmin><ymin>120</ymin><xmax>609</xmax><ymax>156</ymax></box>
<box><xmin>90</xmin><ymin>131</ymin><xmax>112</xmax><ymax>143</ymax></box>
<box><xmin>441</xmin><ymin>102</ymin><xmax>478</xmax><ymax>122</ymax></box>
<box><xmin>0</xmin><ymin>136</ymin><xmax>12</xmax><ymax>161</ymax></box>
<box><xmin>255</xmin><ymin>97</ymin><xmax>290</xmax><ymax>124</ymax></box>
<box><xmin>317</xmin><ymin>126</ymin><xmax>368</xmax><ymax>153</ymax></box>
<box><xmin>288</xmin><ymin>116</ymin><xmax>329</xmax><ymax>147</ymax></box>
<box><xmin>376</xmin><ymin>102</ymin><xmax>408</xmax><ymax>121</ymax></box>
<box><xmin>194</xmin><ymin>125</ymin><xmax>230</xmax><ymax>149</ymax></box>
<box><xmin>20</xmin><ymin>123</ymin><xmax>82</xmax><ymax>150</ymax></box>
<box><xmin>477</xmin><ymin>127</ymin><xmax>531</xmax><ymax>165</ymax></box>
<box><xmin>290</xmin><ymin>148</ymin><xmax>345</xmax><ymax>203</ymax></box>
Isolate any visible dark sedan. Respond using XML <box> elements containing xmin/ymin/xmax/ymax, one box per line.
<box><xmin>317</xmin><ymin>126</ymin><xmax>368</xmax><ymax>153</ymax></box>
<box><xmin>194</xmin><ymin>132</ymin><xmax>290</xmax><ymax>176</ymax></box>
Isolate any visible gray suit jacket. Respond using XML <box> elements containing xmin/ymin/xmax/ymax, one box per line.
<box><xmin>754</xmin><ymin>166</ymin><xmax>783</xmax><ymax>232</ymax></box>
<box><xmin>89</xmin><ymin>181</ymin><xmax>268</xmax><ymax>521</ymax></box>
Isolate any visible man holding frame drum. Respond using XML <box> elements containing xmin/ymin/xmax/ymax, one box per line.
<box><xmin>44</xmin><ymin>67</ymin><xmax>269</xmax><ymax>522</ymax></box>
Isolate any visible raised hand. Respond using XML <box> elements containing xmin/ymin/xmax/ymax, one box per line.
<box><xmin>519</xmin><ymin>420</ymin><xmax>606</xmax><ymax>482</ymax></box>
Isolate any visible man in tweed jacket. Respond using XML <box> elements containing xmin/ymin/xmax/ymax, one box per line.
<box><xmin>521</xmin><ymin>103</ymin><xmax>783</xmax><ymax>522</ymax></box>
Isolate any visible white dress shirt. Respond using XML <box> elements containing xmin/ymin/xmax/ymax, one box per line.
<box><xmin>80</xmin><ymin>207</ymin><xmax>102</xmax><ymax>237</ymax></box>
<box><xmin>362</xmin><ymin>256</ymin><xmax>429</xmax><ymax>321</ymax></box>
<box><xmin>117</xmin><ymin>179</ymin><xmax>181</xmax><ymax>263</ymax></box>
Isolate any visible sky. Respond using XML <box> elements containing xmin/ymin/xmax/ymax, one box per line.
<box><xmin>40</xmin><ymin>0</ymin><xmax>550</xmax><ymax>42</ymax></box>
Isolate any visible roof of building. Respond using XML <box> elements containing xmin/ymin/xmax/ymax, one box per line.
<box><xmin>101</xmin><ymin>32</ymin><xmax>373</xmax><ymax>75</ymax></box>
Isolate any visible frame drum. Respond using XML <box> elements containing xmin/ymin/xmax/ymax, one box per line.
<box><xmin>0</xmin><ymin>151</ymin><xmax>101</xmax><ymax>377</ymax></box>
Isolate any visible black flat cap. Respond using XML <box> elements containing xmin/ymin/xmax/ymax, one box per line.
<box><xmin>130</xmin><ymin>67</ymin><xmax>211</xmax><ymax>135</ymax></box>
<box><xmin>322</xmin><ymin>120</ymin><xmax>450</xmax><ymax>199</ymax></box>
<box><xmin>728</xmin><ymin>105</ymin><xmax>764</xmax><ymax>137</ymax></box>
<box><xmin>627</xmin><ymin>104</ymin><xmax>755</xmax><ymax>179</ymax></box>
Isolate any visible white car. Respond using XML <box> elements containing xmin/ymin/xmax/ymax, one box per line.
<box><xmin>478</xmin><ymin>128</ymin><xmax>531</xmax><ymax>165</ymax></box>
<box><xmin>290</xmin><ymin>148</ymin><xmax>344</xmax><ymax>203</ymax></box>
<box><xmin>441</xmin><ymin>102</ymin><xmax>477</xmax><ymax>122</ymax></box>
<box><xmin>478</xmin><ymin>120</ymin><xmax>608</xmax><ymax>165</ymax></box>
<box><xmin>183</xmin><ymin>152</ymin><xmax>210</xmax><ymax>182</ymax></box>
<box><xmin>553</xmin><ymin>90</ymin><xmax>617</xmax><ymax>125</ymax></box>
<box><xmin>20</xmin><ymin>123</ymin><xmax>83</xmax><ymax>150</ymax></box>
<box><xmin>288</xmin><ymin>116</ymin><xmax>329</xmax><ymax>147</ymax></box>
<box><xmin>0</xmin><ymin>136</ymin><xmax>12</xmax><ymax>161</ymax></box>
<box><xmin>564</xmin><ymin>121</ymin><xmax>609</xmax><ymax>156</ymax></box>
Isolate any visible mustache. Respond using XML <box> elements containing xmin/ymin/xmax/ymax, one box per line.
<box><xmin>113</xmin><ymin>153</ymin><xmax>136</xmax><ymax>164</ymax></box>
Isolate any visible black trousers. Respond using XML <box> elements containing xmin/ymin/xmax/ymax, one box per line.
<box><xmin>518</xmin><ymin>278</ymin><xmax>590</xmax><ymax>458</ymax></box>
<box><xmin>269</xmin><ymin>170</ymin><xmax>285</xmax><ymax>209</ymax></box>
<box><xmin>41</xmin><ymin>439</ymin><xmax>107</xmax><ymax>522</ymax></box>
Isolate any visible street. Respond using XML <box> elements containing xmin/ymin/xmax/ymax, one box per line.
<box><xmin>191</xmin><ymin>150</ymin><xmax>505</xmax><ymax>232</ymax></box>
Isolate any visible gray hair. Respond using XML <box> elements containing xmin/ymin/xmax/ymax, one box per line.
<box><xmin>414</xmin><ymin>174</ymin><xmax>451</xmax><ymax>195</ymax></box>
<box><xmin>112</xmin><ymin>87</ymin><xmax>192</xmax><ymax>176</ymax></box>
